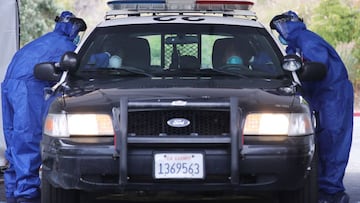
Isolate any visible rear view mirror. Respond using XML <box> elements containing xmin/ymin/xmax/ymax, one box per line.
<box><xmin>165</xmin><ymin>35</ymin><xmax>198</xmax><ymax>44</ymax></box>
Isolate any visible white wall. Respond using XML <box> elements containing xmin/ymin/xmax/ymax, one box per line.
<box><xmin>0</xmin><ymin>0</ymin><xmax>19</xmax><ymax>166</ymax></box>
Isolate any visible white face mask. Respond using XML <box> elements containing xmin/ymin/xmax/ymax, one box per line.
<box><xmin>278</xmin><ymin>35</ymin><xmax>288</xmax><ymax>45</ymax></box>
<box><xmin>73</xmin><ymin>35</ymin><xmax>80</xmax><ymax>45</ymax></box>
<box><xmin>108</xmin><ymin>55</ymin><xmax>122</xmax><ymax>68</ymax></box>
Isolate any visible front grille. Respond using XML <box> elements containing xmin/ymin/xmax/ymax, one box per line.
<box><xmin>128</xmin><ymin>110</ymin><xmax>229</xmax><ymax>136</ymax></box>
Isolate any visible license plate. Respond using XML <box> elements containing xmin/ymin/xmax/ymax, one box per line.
<box><xmin>154</xmin><ymin>153</ymin><xmax>204</xmax><ymax>179</ymax></box>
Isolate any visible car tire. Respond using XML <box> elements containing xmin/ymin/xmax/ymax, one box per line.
<box><xmin>278</xmin><ymin>145</ymin><xmax>318</xmax><ymax>203</ymax></box>
<box><xmin>41</xmin><ymin>175</ymin><xmax>80</xmax><ymax>203</ymax></box>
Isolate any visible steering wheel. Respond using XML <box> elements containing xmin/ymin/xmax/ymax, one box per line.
<box><xmin>217</xmin><ymin>64</ymin><xmax>250</xmax><ymax>72</ymax></box>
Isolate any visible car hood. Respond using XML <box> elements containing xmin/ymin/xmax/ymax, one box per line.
<box><xmin>58</xmin><ymin>87</ymin><xmax>302</xmax><ymax>114</ymax></box>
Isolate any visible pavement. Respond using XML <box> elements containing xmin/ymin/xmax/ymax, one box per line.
<box><xmin>344</xmin><ymin>115</ymin><xmax>360</xmax><ymax>203</ymax></box>
<box><xmin>1</xmin><ymin>116</ymin><xmax>360</xmax><ymax>203</ymax></box>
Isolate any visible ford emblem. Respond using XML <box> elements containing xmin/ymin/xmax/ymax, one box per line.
<box><xmin>167</xmin><ymin>118</ymin><xmax>190</xmax><ymax>128</ymax></box>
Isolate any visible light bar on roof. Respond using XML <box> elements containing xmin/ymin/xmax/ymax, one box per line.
<box><xmin>107</xmin><ymin>0</ymin><xmax>254</xmax><ymax>11</ymax></box>
<box><xmin>195</xmin><ymin>0</ymin><xmax>254</xmax><ymax>11</ymax></box>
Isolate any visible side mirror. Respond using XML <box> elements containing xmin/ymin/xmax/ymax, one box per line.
<box><xmin>282</xmin><ymin>54</ymin><xmax>302</xmax><ymax>71</ymax></box>
<box><xmin>34</xmin><ymin>62</ymin><xmax>61</xmax><ymax>82</ymax></box>
<box><xmin>297</xmin><ymin>62</ymin><xmax>327</xmax><ymax>81</ymax></box>
<box><xmin>59</xmin><ymin>51</ymin><xmax>79</xmax><ymax>72</ymax></box>
<box><xmin>282</xmin><ymin>54</ymin><xmax>327</xmax><ymax>82</ymax></box>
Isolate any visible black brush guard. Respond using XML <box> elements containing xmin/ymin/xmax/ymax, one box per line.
<box><xmin>112</xmin><ymin>97</ymin><xmax>242</xmax><ymax>185</ymax></box>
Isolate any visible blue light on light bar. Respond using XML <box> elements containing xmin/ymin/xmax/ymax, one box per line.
<box><xmin>107</xmin><ymin>0</ymin><xmax>166</xmax><ymax>10</ymax></box>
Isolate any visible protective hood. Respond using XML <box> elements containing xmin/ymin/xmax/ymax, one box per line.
<box><xmin>54</xmin><ymin>11</ymin><xmax>87</xmax><ymax>41</ymax></box>
<box><xmin>270</xmin><ymin>10</ymin><xmax>306</xmax><ymax>42</ymax></box>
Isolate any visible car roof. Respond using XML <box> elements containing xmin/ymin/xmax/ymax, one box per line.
<box><xmin>96</xmin><ymin>5</ymin><xmax>264</xmax><ymax>28</ymax></box>
<box><xmin>97</xmin><ymin>14</ymin><xmax>264</xmax><ymax>28</ymax></box>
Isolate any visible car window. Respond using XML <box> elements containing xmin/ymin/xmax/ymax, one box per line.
<box><xmin>77</xmin><ymin>24</ymin><xmax>284</xmax><ymax>77</ymax></box>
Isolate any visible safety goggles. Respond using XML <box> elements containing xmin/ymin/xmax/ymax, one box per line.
<box><xmin>55</xmin><ymin>14</ymin><xmax>75</xmax><ymax>23</ymax></box>
<box><xmin>270</xmin><ymin>14</ymin><xmax>303</xmax><ymax>30</ymax></box>
<box><xmin>55</xmin><ymin>16</ymin><xmax>87</xmax><ymax>32</ymax></box>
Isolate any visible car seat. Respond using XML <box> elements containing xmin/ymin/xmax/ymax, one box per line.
<box><xmin>179</xmin><ymin>55</ymin><xmax>200</xmax><ymax>70</ymax></box>
<box><xmin>121</xmin><ymin>38</ymin><xmax>150</xmax><ymax>70</ymax></box>
<box><xmin>212</xmin><ymin>38</ymin><xmax>251</xmax><ymax>69</ymax></box>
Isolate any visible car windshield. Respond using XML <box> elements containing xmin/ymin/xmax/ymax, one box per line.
<box><xmin>77</xmin><ymin>23</ymin><xmax>284</xmax><ymax>79</ymax></box>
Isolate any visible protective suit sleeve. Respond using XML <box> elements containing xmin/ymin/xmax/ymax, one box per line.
<box><xmin>296</xmin><ymin>33</ymin><xmax>329</xmax><ymax>64</ymax></box>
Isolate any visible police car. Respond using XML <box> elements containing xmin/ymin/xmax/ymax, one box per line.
<box><xmin>34</xmin><ymin>1</ymin><xmax>326</xmax><ymax>203</ymax></box>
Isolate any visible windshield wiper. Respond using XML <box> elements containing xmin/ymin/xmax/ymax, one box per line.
<box><xmin>200</xmin><ymin>68</ymin><xmax>248</xmax><ymax>78</ymax></box>
<box><xmin>80</xmin><ymin>66</ymin><xmax>153</xmax><ymax>77</ymax></box>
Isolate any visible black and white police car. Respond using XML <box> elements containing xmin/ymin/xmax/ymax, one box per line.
<box><xmin>34</xmin><ymin>0</ymin><xmax>326</xmax><ymax>202</ymax></box>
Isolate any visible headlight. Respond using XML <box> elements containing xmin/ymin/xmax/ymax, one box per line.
<box><xmin>44</xmin><ymin>113</ymin><xmax>114</xmax><ymax>137</ymax></box>
<box><xmin>243</xmin><ymin>113</ymin><xmax>314</xmax><ymax>136</ymax></box>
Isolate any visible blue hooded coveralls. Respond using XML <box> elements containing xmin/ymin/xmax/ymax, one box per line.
<box><xmin>1</xmin><ymin>11</ymin><xmax>81</xmax><ymax>201</ymax></box>
<box><xmin>272</xmin><ymin>11</ymin><xmax>353</xmax><ymax>195</ymax></box>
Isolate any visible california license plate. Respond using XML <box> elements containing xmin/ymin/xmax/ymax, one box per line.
<box><xmin>154</xmin><ymin>153</ymin><xmax>204</xmax><ymax>179</ymax></box>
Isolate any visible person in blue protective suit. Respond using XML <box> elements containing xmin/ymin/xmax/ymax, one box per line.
<box><xmin>249</xmin><ymin>52</ymin><xmax>277</xmax><ymax>74</ymax></box>
<box><xmin>270</xmin><ymin>11</ymin><xmax>353</xmax><ymax>203</ymax></box>
<box><xmin>85</xmin><ymin>39</ymin><xmax>124</xmax><ymax>69</ymax></box>
<box><xmin>87</xmin><ymin>51</ymin><xmax>112</xmax><ymax>67</ymax></box>
<box><xmin>1</xmin><ymin>11</ymin><xmax>86</xmax><ymax>203</ymax></box>
<box><xmin>86</xmin><ymin>51</ymin><xmax>123</xmax><ymax>69</ymax></box>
